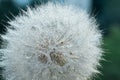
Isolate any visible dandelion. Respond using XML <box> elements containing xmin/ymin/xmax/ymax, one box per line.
<box><xmin>1</xmin><ymin>3</ymin><xmax>102</xmax><ymax>80</ymax></box>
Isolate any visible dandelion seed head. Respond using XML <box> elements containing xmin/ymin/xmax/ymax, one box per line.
<box><xmin>1</xmin><ymin>3</ymin><xmax>102</xmax><ymax>80</ymax></box>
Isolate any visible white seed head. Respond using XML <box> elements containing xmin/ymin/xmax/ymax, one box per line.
<box><xmin>1</xmin><ymin>3</ymin><xmax>102</xmax><ymax>80</ymax></box>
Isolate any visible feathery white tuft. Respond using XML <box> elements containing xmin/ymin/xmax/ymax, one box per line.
<box><xmin>1</xmin><ymin>3</ymin><xmax>102</xmax><ymax>80</ymax></box>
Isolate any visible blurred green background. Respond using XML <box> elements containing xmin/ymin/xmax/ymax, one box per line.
<box><xmin>0</xmin><ymin>0</ymin><xmax>120</xmax><ymax>80</ymax></box>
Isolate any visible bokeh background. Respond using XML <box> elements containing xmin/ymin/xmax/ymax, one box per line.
<box><xmin>0</xmin><ymin>0</ymin><xmax>120</xmax><ymax>80</ymax></box>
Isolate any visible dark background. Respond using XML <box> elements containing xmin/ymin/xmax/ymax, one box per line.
<box><xmin>0</xmin><ymin>0</ymin><xmax>120</xmax><ymax>80</ymax></box>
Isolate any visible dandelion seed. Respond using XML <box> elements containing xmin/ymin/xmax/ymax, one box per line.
<box><xmin>50</xmin><ymin>51</ymin><xmax>67</xmax><ymax>66</ymax></box>
<box><xmin>38</xmin><ymin>54</ymin><xmax>48</xmax><ymax>64</ymax></box>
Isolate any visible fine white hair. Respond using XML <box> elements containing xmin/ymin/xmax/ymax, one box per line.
<box><xmin>1</xmin><ymin>3</ymin><xmax>102</xmax><ymax>80</ymax></box>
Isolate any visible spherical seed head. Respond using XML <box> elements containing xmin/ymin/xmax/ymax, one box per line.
<box><xmin>1</xmin><ymin>3</ymin><xmax>102</xmax><ymax>80</ymax></box>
